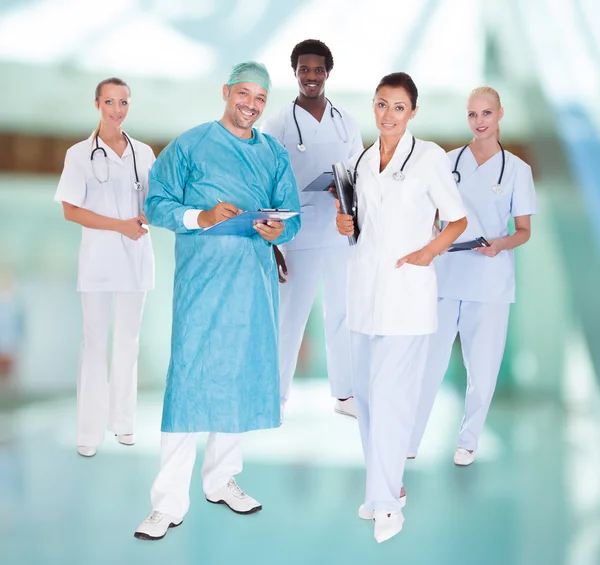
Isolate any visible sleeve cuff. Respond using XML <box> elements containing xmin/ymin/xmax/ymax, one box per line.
<box><xmin>183</xmin><ymin>209</ymin><xmax>203</xmax><ymax>230</ymax></box>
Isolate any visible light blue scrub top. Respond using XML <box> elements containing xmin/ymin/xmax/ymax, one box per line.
<box><xmin>435</xmin><ymin>147</ymin><xmax>537</xmax><ymax>304</ymax></box>
<box><xmin>145</xmin><ymin>121</ymin><xmax>301</xmax><ymax>433</ymax></box>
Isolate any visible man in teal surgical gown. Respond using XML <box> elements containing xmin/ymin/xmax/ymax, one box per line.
<box><xmin>134</xmin><ymin>62</ymin><xmax>301</xmax><ymax>541</ymax></box>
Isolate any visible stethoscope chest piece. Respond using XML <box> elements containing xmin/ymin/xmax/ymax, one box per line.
<box><xmin>297</xmin><ymin>143</ymin><xmax>306</xmax><ymax>153</ymax></box>
<box><xmin>492</xmin><ymin>184</ymin><xmax>502</xmax><ymax>194</ymax></box>
<box><xmin>392</xmin><ymin>171</ymin><xmax>406</xmax><ymax>182</ymax></box>
<box><xmin>133</xmin><ymin>181</ymin><xmax>143</xmax><ymax>191</ymax></box>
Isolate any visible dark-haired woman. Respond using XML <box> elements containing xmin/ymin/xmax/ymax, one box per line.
<box><xmin>54</xmin><ymin>78</ymin><xmax>155</xmax><ymax>458</ymax></box>
<box><xmin>409</xmin><ymin>87</ymin><xmax>537</xmax><ymax>467</ymax></box>
<box><xmin>336</xmin><ymin>72</ymin><xmax>467</xmax><ymax>543</ymax></box>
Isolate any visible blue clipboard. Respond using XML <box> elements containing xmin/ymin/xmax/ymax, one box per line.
<box><xmin>199</xmin><ymin>209</ymin><xmax>300</xmax><ymax>237</ymax></box>
<box><xmin>303</xmin><ymin>172</ymin><xmax>335</xmax><ymax>192</ymax></box>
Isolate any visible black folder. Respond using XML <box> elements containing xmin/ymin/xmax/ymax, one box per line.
<box><xmin>332</xmin><ymin>162</ymin><xmax>359</xmax><ymax>245</ymax></box>
<box><xmin>447</xmin><ymin>237</ymin><xmax>490</xmax><ymax>252</ymax></box>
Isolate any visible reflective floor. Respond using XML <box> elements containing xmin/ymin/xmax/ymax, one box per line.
<box><xmin>2</xmin><ymin>376</ymin><xmax>599</xmax><ymax>565</ymax></box>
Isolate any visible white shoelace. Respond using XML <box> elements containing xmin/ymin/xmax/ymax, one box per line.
<box><xmin>145</xmin><ymin>511</ymin><xmax>164</xmax><ymax>523</ymax></box>
<box><xmin>456</xmin><ymin>448</ymin><xmax>471</xmax><ymax>457</ymax></box>
<box><xmin>226</xmin><ymin>478</ymin><xmax>246</xmax><ymax>498</ymax></box>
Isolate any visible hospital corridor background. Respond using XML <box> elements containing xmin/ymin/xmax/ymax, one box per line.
<box><xmin>1</xmin><ymin>0</ymin><xmax>600</xmax><ymax>564</ymax></box>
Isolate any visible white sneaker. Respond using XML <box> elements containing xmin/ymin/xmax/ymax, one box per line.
<box><xmin>358</xmin><ymin>494</ymin><xmax>406</xmax><ymax>520</ymax></box>
<box><xmin>206</xmin><ymin>478</ymin><xmax>262</xmax><ymax>515</ymax></box>
<box><xmin>373</xmin><ymin>510</ymin><xmax>404</xmax><ymax>543</ymax></box>
<box><xmin>334</xmin><ymin>397</ymin><xmax>357</xmax><ymax>419</ymax></box>
<box><xmin>77</xmin><ymin>446</ymin><xmax>97</xmax><ymax>457</ymax></box>
<box><xmin>134</xmin><ymin>510</ymin><xmax>183</xmax><ymax>541</ymax></box>
<box><xmin>116</xmin><ymin>434</ymin><xmax>135</xmax><ymax>446</ymax></box>
<box><xmin>454</xmin><ymin>447</ymin><xmax>476</xmax><ymax>466</ymax></box>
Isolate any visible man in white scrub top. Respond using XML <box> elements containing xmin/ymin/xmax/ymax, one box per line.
<box><xmin>409</xmin><ymin>87</ymin><xmax>537</xmax><ymax>466</ymax></box>
<box><xmin>261</xmin><ymin>39</ymin><xmax>363</xmax><ymax>418</ymax></box>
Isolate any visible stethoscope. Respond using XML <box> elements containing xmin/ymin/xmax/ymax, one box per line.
<box><xmin>90</xmin><ymin>131</ymin><xmax>142</xmax><ymax>191</ymax></box>
<box><xmin>452</xmin><ymin>141</ymin><xmax>505</xmax><ymax>194</ymax></box>
<box><xmin>352</xmin><ymin>134</ymin><xmax>416</xmax><ymax>185</ymax></box>
<box><xmin>293</xmin><ymin>97</ymin><xmax>349</xmax><ymax>152</ymax></box>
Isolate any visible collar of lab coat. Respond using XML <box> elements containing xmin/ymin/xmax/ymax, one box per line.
<box><xmin>366</xmin><ymin>129</ymin><xmax>414</xmax><ymax>178</ymax></box>
<box><xmin>87</xmin><ymin>131</ymin><xmax>133</xmax><ymax>165</ymax></box>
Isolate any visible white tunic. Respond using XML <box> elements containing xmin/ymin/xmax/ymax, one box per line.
<box><xmin>54</xmin><ymin>133</ymin><xmax>155</xmax><ymax>292</ymax></box>
<box><xmin>260</xmin><ymin>101</ymin><xmax>363</xmax><ymax>250</ymax></box>
<box><xmin>435</xmin><ymin>147</ymin><xmax>537</xmax><ymax>303</ymax></box>
<box><xmin>347</xmin><ymin>131</ymin><xmax>466</xmax><ymax>336</ymax></box>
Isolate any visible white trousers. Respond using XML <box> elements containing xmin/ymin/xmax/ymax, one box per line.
<box><xmin>77</xmin><ymin>291</ymin><xmax>146</xmax><ymax>447</ymax></box>
<box><xmin>409</xmin><ymin>298</ymin><xmax>510</xmax><ymax>454</ymax></box>
<box><xmin>279</xmin><ymin>247</ymin><xmax>352</xmax><ymax>406</ymax></box>
<box><xmin>350</xmin><ymin>331</ymin><xmax>429</xmax><ymax>512</ymax></box>
<box><xmin>150</xmin><ymin>432</ymin><xmax>243</xmax><ymax>519</ymax></box>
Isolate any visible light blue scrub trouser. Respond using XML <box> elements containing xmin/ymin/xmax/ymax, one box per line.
<box><xmin>351</xmin><ymin>331</ymin><xmax>429</xmax><ymax>512</ymax></box>
<box><xmin>409</xmin><ymin>298</ymin><xmax>510</xmax><ymax>454</ymax></box>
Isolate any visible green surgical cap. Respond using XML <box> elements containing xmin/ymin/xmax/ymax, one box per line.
<box><xmin>226</xmin><ymin>61</ymin><xmax>272</xmax><ymax>93</ymax></box>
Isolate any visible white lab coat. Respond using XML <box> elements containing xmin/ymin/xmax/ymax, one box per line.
<box><xmin>55</xmin><ymin>132</ymin><xmax>155</xmax><ymax>292</ymax></box>
<box><xmin>54</xmin><ymin>132</ymin><xmax>156</xmax><ymax>447</ymax></box>
<box><xmin>348</xmin><ymin>131</ymin><xmax>466</xmax><ymax>513</ymax></box>
<box><xmin>410</xmin><ymin>147</ymin><xmax>537</xmax><ymax>454</ymax></box>
<box><xmin>261</xmin><ymin>102</ymin><xmax>363</xmax><ymax>405</ymax></box>
<box><xmin>347</xmin><ymin>132</ymin><xmax>466</xmax><ymax>336</ymax></box>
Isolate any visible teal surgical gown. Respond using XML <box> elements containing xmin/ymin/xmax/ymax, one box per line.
<box><xmin>145</xmin><ymin>121</ymin><xmax>301</xmax><ymax>433</ymax></box>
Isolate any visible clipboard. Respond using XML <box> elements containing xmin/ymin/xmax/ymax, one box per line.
<box><xmin>199</xmin><ymin>209</ymin><xmax>300</xmax><ymax>237</ymax></box>
<box><xmin>332</xmin><ymin>162</ymin><xmax>359</xmax><ymax>245</ymax></box>
<box><xmin>303</xmin><ymin>172</ymin><xmax>335</xmax><ymax>192</ymax></box>
<box><xmin>447</xmin><ymin>237</ymin><xmax>490</xmax><ymax>252</ymax></box>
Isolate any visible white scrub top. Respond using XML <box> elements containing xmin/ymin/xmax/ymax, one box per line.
<box><xmin>261</xmin><ymin>101</ymin><xmax>363</xmax><ymax>250</ymax></box>
<box><xmin>435</xmin><ymin>147</ymin><xmax>537</xmax><ymax>304</ymax></box>
<box><xmin>347</xmin><ymin>131</ymin><xmax>466</xmax><ymax>336</ymax></box>
<box><xmin>54</xmin><ymin>133</ymin><xmax>156</xmax><ymax>293</ymax></box>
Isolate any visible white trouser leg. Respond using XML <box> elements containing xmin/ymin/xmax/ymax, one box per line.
<box><xmin>458</xmin><ymin>301</ymin><xmax>511</xmax><ymax>451</ymax></box>
<box><xmin>409</xmin><ymin>298</ymin><xmax>461</xmax><ymax>455</ymax></box>
<box><xmin>151</xmin><ymin>432</ymin><xmax>197</xmax><ymax>519</ymax></box>
<box><xmin>278</xmin><ymin>249</ymin><xmax>321</xmax><ymax>408</ymax></box>
<box><xmin>201</xmin><ymin>432</ymin><xmax>243</xmax><ymax>495</ymax></box>
<box><xmin>108</xmin><ymin>291</ymin><xmax>146</xmax><ymax>435</ymax></box>
<box><xmin>351</xmin><ymin>331</ymin><xmax>429</xmax><ymax>512</ymax></box>
<box><xmin>77</xmin><ymin>292</ymin><xmax>112</xmax><ymax>447</ymax></box>
<box><xmin>321</xmin><ymin>247</ymin><xmax>353</xmax><ymax>400</ymax></box>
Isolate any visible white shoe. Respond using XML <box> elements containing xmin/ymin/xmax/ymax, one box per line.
<box><xmin>358</xmin><ymin>494</ymin><xmax>406</xmax><ymax>520</ymax></box>
<box><xmin>116</xmin><ymin>434</ymin><xmax>135</xmax><ymax>446</ymax></box>
<box><xmin>77</xmin><ymin>446</ymin><xmax>97</xmax><ymax>457</ymax></box>
<box><xmin>206</xmin><ymin>478</ymin><xmax>262</xmax><ymax>515</ymax></box>
<box><xmin>373</xmin><ymin>510</ymin><xmax>404</xmax><ymax>543</ymax></box>
<box><xmin>454</xmin><ymin>447</ymin><xmax>476</xmax><ymax>466</ymax></box>
<box><xmin>334</xmin><ymin>397</ymin><xmax>357</xmax><ymax>419</ymax></box>
<box><xmin>134</xmin><ymin>510</ymin><xmax>183</xmax><ymax>541</ymax></box>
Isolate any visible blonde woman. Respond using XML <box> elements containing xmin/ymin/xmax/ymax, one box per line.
<box><xmin>54</xmin><ymin>77</ymin><xmax>155</xmax><ymax>457</ymax></box>
<box><xmin>409</xmin><ymin>87</ymin><xmax>537</xmax><ymax>466</ymax></box>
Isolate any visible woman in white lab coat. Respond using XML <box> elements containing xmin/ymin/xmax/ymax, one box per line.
<box><xmin>54</xmin><ymin>77</ymin><xmax>155</xmax><ymax>457</ymax></box>
<box><xmin>409</xmin><ymin>87</ymin><xmax>537</xmax><ymax>466</ymax></box>
<box><xmin>336</xmin><ymin>72</ymin><xmax>467</xmax><ymax>543</ymax></box>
